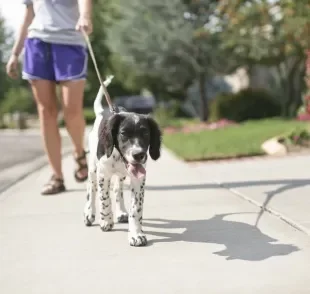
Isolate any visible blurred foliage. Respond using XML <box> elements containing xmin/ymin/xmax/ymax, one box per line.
<box><xmin>210</xmin><ymin>88</ymin><xmax>281</xmax><ymax>122</ymax></box>
<box><xmin>106</xmin><ymin>0</ymin><xmax>235</xmax><ymax>120</ymax></box>
<box><xmin>1</xmin><ymin>0</ymin><xmax>310</xmax><ymax>123</ymax></box>
<box><xmin>0</xmin><ymin>86</ymin><xmax>34</xmax><ymax>114</ymax></box>
<box><xmin>58</xmin><ymin>107</ymin><xmax>96</xmax><ymax>127</ymax></box>
<box><xmin>218</xmin><ymin>0</ymin><xmax>310</xmax><ymax>117</ymax></box>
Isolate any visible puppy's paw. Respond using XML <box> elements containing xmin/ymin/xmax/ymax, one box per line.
<box><xmin>84</xmin><ymin>201</ymin><xmax>95</xmax><ymax>226</ymax></box>
<box><xmin>84</xmin><ymin>213</ymin><xmax>95</xmax><ymax>226</ymax></box>
<box><xmin>116</xmin><ymin>212</ymin><xmax>128</xmax><ymax>223</ymax></box>
<box><xmin>129</xmin><ymin>233</ymin><xmax>147</xmax><ymax>247</ymax></box>
<box><xmin>100</xmin><ymin>219</ymin><xmax>114</xmax><ymax>232</ymax></box>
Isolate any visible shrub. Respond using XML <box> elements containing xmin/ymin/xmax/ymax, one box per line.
<box><xmin>279</xmin><ymin>127</ymin><xmax>310</xmax><ymax>147</ymax></box>
<box><xmin>153</xmin><ymin>104</ymin><xmax>178</xmax><ymax>128</ymax></box>
<box><xmin>0</xmin><ymin>87</ymin><xmax>34</xmax><ymax>115</ymax></box>
<box><xmin>210</xmin><ymin>88</ymin><xmax>281</xmax><ymax>122</ymax></box>
<box><xmin>153</xmin><ymin>100</ymin><xmax>194</xmax><ymax>128</ymax></box>
<box><xmin>58</xmin><ymin>107</ymin><xmax>96</xmax><ymax>127</ymax></box>
<box><xmin>83</xmin><ymin>108</ymin><xmax>96</xmax><ymax>125</ymax></box>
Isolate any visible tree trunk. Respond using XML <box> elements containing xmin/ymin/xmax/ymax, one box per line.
<box><xmin>276</xmin><ymin>57</ymin><xmax>304</xmax><ymax>117</ymax></box>
<box><xmin>284</xmin><ymin>58</ymin><xmax>305</xmax><ymax>117</ymax></box>
<box><xmin>198</xmin><ymin>73</ymin><xmax>208</xmax><ymax>121</ymax></box>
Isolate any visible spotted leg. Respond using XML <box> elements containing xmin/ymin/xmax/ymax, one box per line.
<box><xmin>114</xmin><ymin>176</ymin><xmax>128</xmax><ymax>223</ymax></box>
<box><xmin>97</xmin><ymin>170</ymin><xmax>114</xmax><ymax>231</ymax></box>
<box><xmin>128</xmin><ymin>177</ymin><xmax>147</xmax><ymax>246</ymax></box>
<box><xmin>84</xmin><ymin>158</ymin><xmax>97</xmax><ymax>226</ymax></box>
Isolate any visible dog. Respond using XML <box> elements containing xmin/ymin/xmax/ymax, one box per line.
<box><xmin>83</xmin><ymin>76</ymin><xmax>162</xmax><ymax>246</ymax></box>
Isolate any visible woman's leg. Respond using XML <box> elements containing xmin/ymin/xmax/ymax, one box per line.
<box><xmin>53</xmin><ymin>42</ymin><xmax>88</xmax><ymax>181</ymax></box>
<box><xmin>22</xmin><ymin>38</ymin><xmax>65</xmax><ymax>194</ymax></box>
<box><xmin>60</xmin><ymin>79</ymin><xmax>88</xmax><ymax>180</ymax></box>
<box><xmin>31</xmin><ymin>80</ymin><xmax>63</xmax><ymax>180</ymax></box>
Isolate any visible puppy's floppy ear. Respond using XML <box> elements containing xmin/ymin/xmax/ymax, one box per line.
<box><xmin>147</xmin><ymin>116</ymin><xmax>162</xmax><ymax>161</ymax></box>
<box><xmin>97</xmin><ymin>113</ymin><xmax>123</xmax><ymax>159</ymax></box>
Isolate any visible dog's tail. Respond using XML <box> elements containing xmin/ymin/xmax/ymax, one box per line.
<box><xmin>94</xmin><ymin>75</ymin><xmax>114</xmax><ymax>116</ymax></box>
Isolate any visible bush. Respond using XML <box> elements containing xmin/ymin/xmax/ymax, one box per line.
<box><xmin>153</xmin><ymin>100</ymin><xmax>194</xmax><ymax>128</ymax></box>
<box><xmin>0</xmin><ymin>87</ymin><xmax>34</xmax><ymax>115</ymax></box>
<box><xmin>210</xmin><ymin>88</ymin><xmax>281</xmax><ymax>122</ymax></box>
<box><xmin>83</xmin><ymin>108</ymin><xmax>96</xmax><ymax>125</ymax></box>
<box><xmin>58</xmin><ymin>107</ymin><xmax>96</xmax><ymax>127</ymax></box>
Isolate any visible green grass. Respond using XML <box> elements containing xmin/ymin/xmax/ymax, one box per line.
<box><xmin>163</xmin><ymin>118</ymin><xmax>310</xmax><ymax>161</ymax></box>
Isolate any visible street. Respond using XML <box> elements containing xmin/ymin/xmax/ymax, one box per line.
<box><xmin>0</xmin><ymin>133</ymin><xmax>44</xmax><ymax>170</ymax></box>
<box><xmin>0</xmin><ymin>130</ymin><xmax>72</xmax><ymax>193</ymax></box>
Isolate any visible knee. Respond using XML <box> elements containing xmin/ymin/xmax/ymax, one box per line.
<box><xmin>37</xmin><ymin>103</ymin><xmax>58</xmax><ymax>120</ymax></box>
<box><xmin>63</xmin><ymin>105</ymin><xmax>83</xmax><ymax>122</ymax></box>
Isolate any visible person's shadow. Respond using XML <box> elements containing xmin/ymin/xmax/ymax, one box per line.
<box><xmin>143</xmin><ymin>213</ymin><xmax>300</xmax><ymax>261</ymax></box>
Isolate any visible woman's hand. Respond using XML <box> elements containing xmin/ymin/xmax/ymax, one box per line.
<box><xmin>76</xmin><ymin>15</ymin><xmax>93</xmax><ymax>35</ymax></box>
<box><xmin>6</xmin><ymin>54</ymin><xmax>19</xmax><ymax>79</ymax></box>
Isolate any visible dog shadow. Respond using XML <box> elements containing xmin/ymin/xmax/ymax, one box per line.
<box><xmin>142</xmin><ymin>213</ymin><xmax>300</xmax><ymax>261</ymax></box>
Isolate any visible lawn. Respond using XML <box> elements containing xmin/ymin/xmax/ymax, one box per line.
<box><xmin>163</xmin><ymin>118</ymin><xmax>310</xmax><ymax>161</ymax></box>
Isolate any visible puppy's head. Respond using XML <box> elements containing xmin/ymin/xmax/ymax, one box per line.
<box><xmin>97</xmin><ymin>112</ymin><xmax>162</xmax><ymax>178</ymax></box>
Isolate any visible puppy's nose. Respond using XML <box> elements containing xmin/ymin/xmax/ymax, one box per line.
<box><xmin>133</xmin><ymin>151</ymin><xmax>145</xmax><ymax>162</ymax></box>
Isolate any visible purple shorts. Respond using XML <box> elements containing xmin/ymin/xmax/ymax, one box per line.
<box><xmin>22</xmin><ymin>38</ymin><xmax>88</xmax><ymax>82</ymax></box>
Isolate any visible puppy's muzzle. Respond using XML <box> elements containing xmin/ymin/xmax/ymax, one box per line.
<box><xmin>132</xmin><ymin>151</ymin><xmax>146</xmax><ymax>162</ymax></box>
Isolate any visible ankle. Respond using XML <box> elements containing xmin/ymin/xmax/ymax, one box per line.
<box><xmin>74</xmin><ymin>148</ymin><xmax>85</xmax><ymax>158</ymax></box>
<box><xmin>53</xmin><ymin>172</ymin><xmax>63</xmax><ymax>180</ymax></box>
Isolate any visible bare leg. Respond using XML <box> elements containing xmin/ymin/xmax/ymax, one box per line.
<box><xmin>31</xmin><ymin>80</ymin><xmax>62</xmax><ymax>179</ymax></box>
<box><xmin>60</xmin><ymin>79</ymin><xmax>87</xmax><ymax>180</ymax></box>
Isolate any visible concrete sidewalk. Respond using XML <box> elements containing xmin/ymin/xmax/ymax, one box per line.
<box><xmin>0</xmin><ymin>149</ymin><xmax>310</xmax><ymax>293</ymax></box>
<box><xmin>194</xmin><ymin>154</ymin><xmax>310</xmax><ymax>235</ymax></box>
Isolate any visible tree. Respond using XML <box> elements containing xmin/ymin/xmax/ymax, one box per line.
<box><xmin>107</xmin><ymin>0</ymin><xmax>229</xmax><ymax>121</ymax></box>
<box><xmin>83</xmin><ymin>0</ymin><xmax>139</xmax><ymax>107</ymax></box>
<box><xmin>0</xmin><ymin>14</ymin><xmax>12</xmax><ymax>104</ymax></box>
<box><xmin>218</xmin><ymin>0</ymin><xmax>310</xmax><ymax>117</ymax></box>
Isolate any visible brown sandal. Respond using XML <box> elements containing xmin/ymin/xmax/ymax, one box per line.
<box><xmin>41</xmin><ymin>175</ymin><xmax>66</xmax><ymax>195</ymax></box>
<box><xmin>74</xmin><ymin>150</ymin><xmax>88</xmax><ymax>183</ymax></box>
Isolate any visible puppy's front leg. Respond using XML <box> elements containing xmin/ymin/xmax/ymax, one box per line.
<box><xmin>97</xmin><ymin>170</ymin><xmax>114</xmax><ymax>231</ymax></box>
<box><xmin>84</xmin><ymin>169</ymin><xmax>97</xmax><ymax>226</ymax></box>
<box><xmin>114</xmin><ymin>176</ymin><xmax>128</xmax><ymax>223</ymax></box>
<box><xmin>128</xmin><ymin>177</ymin><xmax>147</xmax><ymax>246</ymax></box>
<box><xmin>84</xmin><ymin>155</ymin><xmax>97</xmax><ymax>226</ymax></box>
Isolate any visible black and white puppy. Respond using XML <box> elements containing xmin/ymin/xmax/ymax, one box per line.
<box><xmin>84</xmin><ymin>76</ymin><xmax>162</xmax><ymax>246</ymax></box>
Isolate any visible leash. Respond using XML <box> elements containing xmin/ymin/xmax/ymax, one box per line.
<box><xmin>81</xmin><ymin>29</ymin><xmax>116</xmax><ymax>113</ymax></box>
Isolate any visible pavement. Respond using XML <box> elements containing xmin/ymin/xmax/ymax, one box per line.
<box><xmin>194</xmin><ymin>154</ymin><xmax>310</xmax><ymax>235</ymax></box>
<box><xmin>0</xmin><ymin>148</ymin><xmax>310</xmax><ymax>293</ymax></box>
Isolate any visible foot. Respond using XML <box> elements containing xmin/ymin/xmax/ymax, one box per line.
<box><xmin>128</xmin><ymin>233</ymin><xmax>147</xmax><ymax>247</ymax></box>
<box><xmin>100</xmin><ymin>219</ymin><xmax>114</xmax><ymax>232</ymax></box>
<box><xmin>41</xmin><ymin>175</ymin><xmax>66</xmax><ymax>195</ymax></box>
<box><xmin>84</xmin><ymin>213</ymin><xmax>95</xmax><ymax>226</ymax></box>
<box><xmin>84</xmin><ymin>200</ymin><xmax>96</xmax><ymax>226</ymax></box>
<box><xmin>74</xmin><ymin>150</ymin><xmax>88</xmax><ymax>182</ymax></box>
<box><xmin>116</xmin><ymin>212</ymin><xmax>129</xmax><ymax>223</ymax></box>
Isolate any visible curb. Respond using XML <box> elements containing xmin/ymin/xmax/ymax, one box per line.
<box><xmin>214</xmin><ymin>180</ymin><xmax>310</xmax><ymax>237</ymax></box>
<box><xmin>0</xmin><ymin>146</ymin><xmax>72</xmax><ymax>196</ymax></box>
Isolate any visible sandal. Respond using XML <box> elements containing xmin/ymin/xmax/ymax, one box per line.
<box><xmin>74</xmin><ymin>150</ymin><xmax>88</xmax><ymax>183</ymax></box>
<box><xmin>41</xmin><ymin>175</ymin><xmax>66</xmax><ymax>195</ymax></box>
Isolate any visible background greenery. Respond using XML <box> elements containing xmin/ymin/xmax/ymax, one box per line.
<box><xmin>1</xmin><ymin>0</ymin><xmax>309</xmax><ymax>121</ymax></box>
<box><xmin>1</xmin><ymin>0</ymin><xmax>310</xmax><ymax>160</ymax></box>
